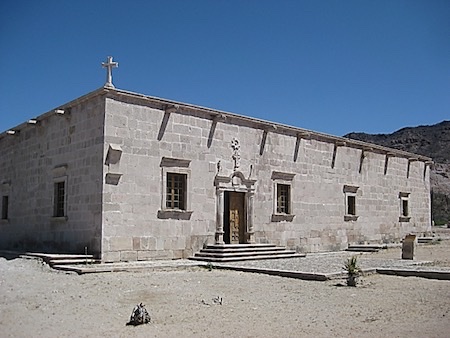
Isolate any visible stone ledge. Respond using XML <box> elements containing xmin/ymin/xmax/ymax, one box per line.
<box><xmin>50</xmin><ymin>216</ymin><xmax>68</xmax><ymax>222</ymax></box>
<box><xmin>52</xmin><ymin>260</ymin><xmax>206</xmax><ymax>275</ymax></box>
<box><xmin>376</xmin><ymin>268</ymin><xmax>450</xmax><ymax>280</ymax></box>
<box><xmin>271</xmin><ymin>214</ymin><xmax>295</xmax><ymax>222</ymax></box>
<box><xmin>213</xmin><ymin>264</ymin><xmax>330</xmax><ymax>281</ymax></box>
<box><xmin>157</xmin><ymin>210</ymin><xmax>193</xmax><ymax>220</ymax></box>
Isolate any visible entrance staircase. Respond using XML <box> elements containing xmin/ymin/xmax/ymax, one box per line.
<box><xmin>190</xmin><ymin>243</ymin><xmax>305</xmax><ymax>262</ymax></box>
<box><xmin>23</xmin><ymin>253</ymin><xmax>100</xmax><ymax>270</ymax></box>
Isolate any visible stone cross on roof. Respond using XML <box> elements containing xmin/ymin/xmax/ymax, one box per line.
<box><xmin>102</xmin><ymin>56</ymin><xmax>118</xmax><ymax>88</ymax></box>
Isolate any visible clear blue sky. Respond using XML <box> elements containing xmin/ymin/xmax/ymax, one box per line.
<box><xmin>1</xmin><ymin>0</ymin><xmax>449</xmax><ymax>136</ymax></box>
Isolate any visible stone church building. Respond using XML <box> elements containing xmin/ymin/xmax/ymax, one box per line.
<box><xmin>0</xmin><ymin>59</ymin><xmax>432</xmax><ymax>262</ymax></box>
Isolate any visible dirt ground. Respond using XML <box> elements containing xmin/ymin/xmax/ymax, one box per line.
<box><xmin>1</xmin><ymin>242</ymin><xmax>449</xmax><ymax>338</ymax></box>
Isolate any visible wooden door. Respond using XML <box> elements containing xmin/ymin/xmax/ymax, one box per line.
<box><xmin>229</xmin><ymin>192</ymin><xmax>245</xmax><ymax>244</ymax></box>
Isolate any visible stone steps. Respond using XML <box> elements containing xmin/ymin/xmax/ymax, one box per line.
<box><xmin>417</xmin><ymin>237</ymin><xmax>436</xmax><ymax>244</ymax></box>
<box><xmin>15</xmin><ymin>252</ymin><xmax>101</xmax><ymax>268</ymax></box>
<box><xmin>49</xmin><ymin>258</ymin><xmax>99</xmax><ymax>266</ymax></box>
<box><xmin>190</xmin><ymin>244</ymin><xmax>305</xmax><ymax>262</ymax></box>
<box><xmin>200</xmin><ymin>245</ymin><xmax>287</xmax><ymax>253</ymax></box>
<box><xmin>346</xmin><ymin>244</ymin><xmax>387</xmax><ymax>252</ymax></box>
<box><xmin>46</xmin><ymin>255</ymin><xmax>100</xmax><ymax>268</ymax></box>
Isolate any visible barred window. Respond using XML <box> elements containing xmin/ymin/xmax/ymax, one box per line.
<box><xmin>54</xmin><ymin>181</ymin><xmax>66</xmax><ymax>217</ymax></box>
<box><xmin>276</xmin><ymin>184</ymin><xmax>290</xmax><ymax>214</ymax></box>
<box><xmin>166</xmin><ymin>173</ymin><xmax>186</xmax><ymax>210</ymax></box>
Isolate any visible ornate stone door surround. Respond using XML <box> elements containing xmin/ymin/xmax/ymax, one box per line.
<box><xmin>214</xmin><ymin>171</ymin><xmax>257</xmax><ymax>245</ymax></box>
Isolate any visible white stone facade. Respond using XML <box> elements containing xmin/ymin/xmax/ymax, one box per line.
<box><xmin>0</xmin><ymin>87</ymin><xmax>432</xmax><ymax>261</ymax></box>
<box><xmin>0</xmin><ymin>91</ymin><xmax>105</xmax><ymax>254</ymax></box>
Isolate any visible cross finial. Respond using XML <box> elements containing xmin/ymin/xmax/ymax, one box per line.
<box><xmin>102</xmin><ymin>56</ymin><xmax>118</xmax><ymax>88</ymax></box>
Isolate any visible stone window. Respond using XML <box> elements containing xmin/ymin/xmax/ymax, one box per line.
<box><xmin>344</xmin><ymin>185</ymin><xmax>359</xmax><ymax>221</ymax></box>
<box><xmin>271</xmin><ymin>171</ymin><xmax>295</xmax><ymax>222</ymax></box>
<box><xmin>52</xmin><ymin>165</ymin><xmax>68</xmax><ymax>220</ymax></box>
<box><xmin>347</xmin><ymin>195</ymin><xmax>356</xmax><ymax>215</ymax></box>
<box><xmin>166</xmin><ymin>173</ymin><xmax>186</xmax><ymax>210</ymax></box>
<box><xmin>402</xmin><ymin>199</ymin><xmax>409</xmax><ymax>217</ymax></box>
<box><xmin>158</xmin><ymin>157</ymin><xmax>192</xmax><ymax>220</ymax></box>
<box><xmin>53</xmin><ymin>180</ymin><xmax>66</xmax><ymax>217</ymax></box>
<box><xmin>399</xmin><ymin>192</ymin><xmax>411</xmax><ymax>222</ymax></box>
<box><xmin>1</xmin><ymin>195</ymin><xmax>8</xmax><ymax>220</ymax></box>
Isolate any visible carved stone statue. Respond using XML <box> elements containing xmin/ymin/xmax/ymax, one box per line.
<box><xmin>231</xmin><ymin>138</ymin><xmax>240</xmax><ymax>171</ymax></box>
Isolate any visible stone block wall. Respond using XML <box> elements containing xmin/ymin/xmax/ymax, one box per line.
<box><xmin>0</xmin><ymin>91</ymin><xmax>105</xmax><ymax>255</ymax></box>
<box><xmin>101</xmin><ymin>96</ymin><xmax>218</xmax><ymax>261</ymax></box>
<box><xmin>250</xmin><ymin>134</ymin><xmax>431</xmax><ymax>252</ymax></box>
<box><xmin>101</xmin><ymin>91</ymin><xmax>431</xmax><ymax>260</ymax></box>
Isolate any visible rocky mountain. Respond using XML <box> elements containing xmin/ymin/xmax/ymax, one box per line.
<box><xmin>345</xmin><ymin>120</ymin><xmax>450</xmax><ymax>225</ymax></box>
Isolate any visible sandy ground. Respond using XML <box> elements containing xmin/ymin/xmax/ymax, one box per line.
<box><xmin>1</xmin><ymin>242</ymin><xmax>450</xmax><ymax>338</ymax></box>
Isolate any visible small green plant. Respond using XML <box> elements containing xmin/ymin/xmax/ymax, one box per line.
<box><xmin>206</xmin><ymin>262</ymin><xmax>214</xmax><ymax>271</ymax></box>
<box><xmin>343</xmin><ymin>256</ymin><xmax>360</xmax><ymax>287</ymax></box>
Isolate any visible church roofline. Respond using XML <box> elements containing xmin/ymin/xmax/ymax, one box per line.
<box><xmin>106</xmin><ymin>87</ymin><xmax>432</xmax><ymax>163</ymax></box>
<box><xmin>0</xmin><ymin>86</ymin><xmax>432</xmax><ymax>163</ymax></box>
<box><xmin>0</xmin><ymin>87</ymin><xmax>109</xmax><ymax>139</ymax></box>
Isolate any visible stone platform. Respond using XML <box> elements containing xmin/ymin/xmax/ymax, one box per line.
<box><xmin>3</xmin><ymin>247</ymin><xmax>449</xmax><ymax>281</ymax></box>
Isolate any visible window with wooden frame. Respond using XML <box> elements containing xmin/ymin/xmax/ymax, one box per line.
<box><xmin>53</xmin><ymin>180</ymin><xmax>66</xmax><ymax>217</ymax></box>
<box><xmin>52</xmin><ymin>165</ymin><xmax>68</xmax><ymax>220</ymax></box>
<box><xmin>271</xmin><ymin>171</ymin><xmax>295</xmax><ymax>222</ymax></box>
<box><xmin>166</xmin><ymin>173</ymin><xmax>186</xmax><ymax>210</ymax></box>
<box><xmin>276</xmin><ymin>184</ymin><xmax>290</xmax><ymax>214</ymax></box>
<box><xmin>158</xmin><ymin>157</ymin><xmax>192</xmax><ymax>220</ymax></box>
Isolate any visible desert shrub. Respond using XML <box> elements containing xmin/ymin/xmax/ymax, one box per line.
<box><xmin>343</xmin><ymin>256</ymin><xmax>360</xmax><ymax>287</ymax></box>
